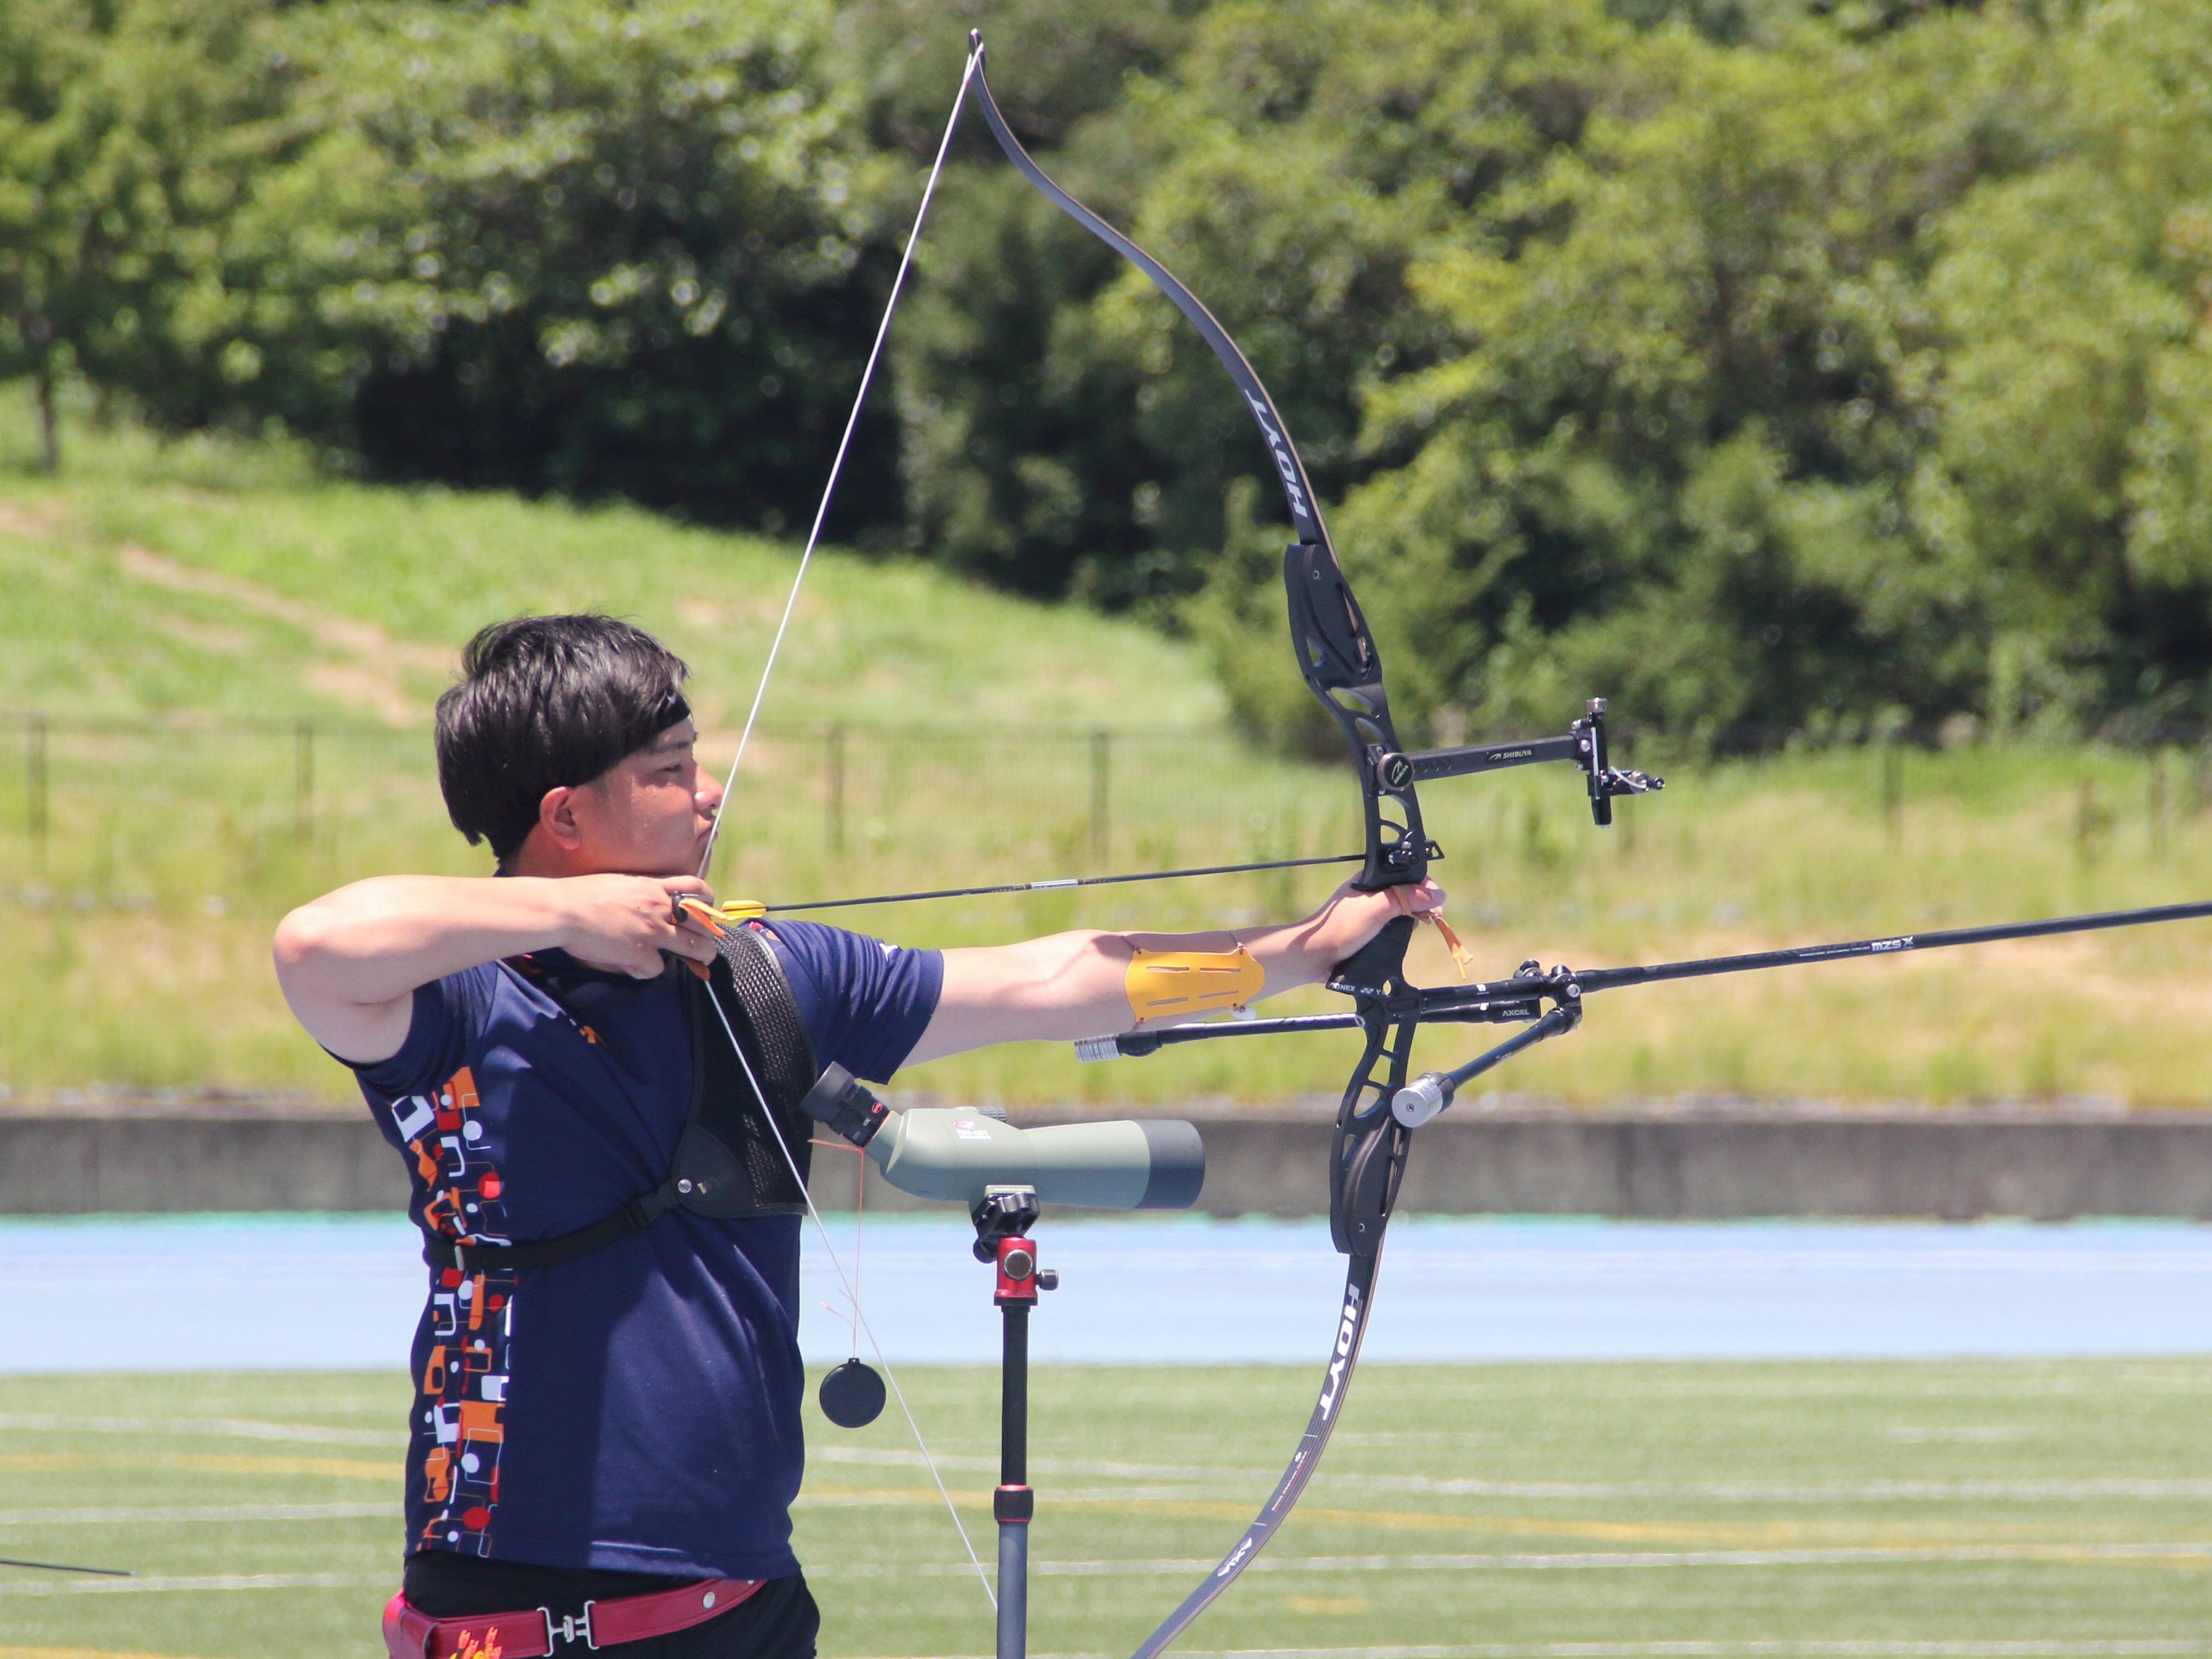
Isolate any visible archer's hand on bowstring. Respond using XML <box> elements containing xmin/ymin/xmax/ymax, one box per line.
<box><xmin>901</xmin><ymin>876</ymin><xmax>1449</xmax><ymax>1064</ymax></box>
<box><xmin>556</xmin><ymin>873</ymin><xmax>724</xmax><ymax>979</ymax></box>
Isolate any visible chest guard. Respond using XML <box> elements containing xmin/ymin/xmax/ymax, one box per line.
<box><xmin>422</xmin><ymin>925</ymin><xmax>821</xmax><ymax>1275</ymax></box>
<box><xmin>670</xmin><ymin>925</ymin><xmax>816</xmax><ymax>1217</ymax></box>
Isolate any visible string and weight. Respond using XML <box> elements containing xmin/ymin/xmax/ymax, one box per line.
<box><xmin>682</xmin><ymin>38</ymin><xmax>999</xmax><ymax>1615</ymax></box>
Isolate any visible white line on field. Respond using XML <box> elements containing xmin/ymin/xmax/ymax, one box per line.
<box><xmin>1328</xmin><ymin>1476</ymin><xmax>2212</xmax><ymax>1503</ymax></box>
<box><xmin>0</xmin><ymin>1502</ymin><xmax>397</xmax><ymax>1526</ymax></box>
<box><xmin>861</xmin><ymin>1643</ymin><xmax>2211</xmax><ymax>1659</ymax></box>
<box><xmin>0</xmin><ymin>1571</ymin><xmax>388</xmax><ymax>1598</ymax></box>
<box><xmin>0</xmin><ymin>1413</ymin><xmax>399</xmax><ymax>1447</ymax></box>
<box><xmin>819</xmin><ymin>1543</ymin><xmax>2212</xmax><ymax>1578</ymax></box>
<box><xmin>807</xmin><ymin>1449</ymin><xmax>2212</xmax><ymax>1502</ymax></box>
<box><xmin>796</xmin><ymin>1486</ymin><xmax>1229</xmax><ymax>1507</ymax></box>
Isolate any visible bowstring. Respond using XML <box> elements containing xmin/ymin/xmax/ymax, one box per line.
<box><xmin>810</xmin><ymin>1136</ymin><xmax>867</xmax><ymax>1356</ymax></box>
<box><xmin>697</xmin><ymin>42</ymin><xmax>982</xmax><ymax>883</ymax></box>
<box><xmin>706</xmin><ymin>988</ymin><xmax>997</xmax><ymax>1610</ymax></box>
<box><xmin>853</xmin><ymin>1140</ymin><xmax>865</xmax><ymax>1356</ymax></box>
<box><xmin>687</xmin><ymin>41</ymin><xmax>995</xmax><ymax>1611</ymax></box>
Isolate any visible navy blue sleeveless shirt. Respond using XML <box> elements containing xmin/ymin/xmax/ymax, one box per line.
<box><xmin>348</xmin><ymin>921</ymin><xmax>941</xmax><ymax>1581</ymax></box>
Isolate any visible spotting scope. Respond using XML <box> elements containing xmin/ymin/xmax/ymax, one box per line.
<box><xmin>801</xmin><ymin>1064</ymin><xmax>1205</xmax><ymax>1210</ymax></box>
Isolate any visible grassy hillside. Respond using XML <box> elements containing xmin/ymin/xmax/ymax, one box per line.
<box><xmin>6</xmin><ymin>385</ymin><xmax>2212</xmax><ymax>1109</ymax></box>
<box><xmin>0</xmin><ymin>388</ymin><xmax>1224</xmax><ymax>732</ymax></box>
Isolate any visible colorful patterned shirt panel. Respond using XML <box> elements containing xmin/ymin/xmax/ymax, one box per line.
<box><xmin>350</xmin><ymin>920</ymin><xmax>941</xmax><ymax>1578</ymax></box>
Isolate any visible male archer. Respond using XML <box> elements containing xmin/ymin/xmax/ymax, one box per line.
<box><xmin>274</xmin><ymin>612</ymin><xmax>1441</xmax><ymax>1659</ymax></box>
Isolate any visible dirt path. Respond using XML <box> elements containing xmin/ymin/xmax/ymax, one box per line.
<box><xmin>0</xmin><ymin>497</ymin><xmax>451</xmax><ymax>724</ymax></box>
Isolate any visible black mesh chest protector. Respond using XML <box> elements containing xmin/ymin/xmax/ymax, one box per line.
<box><xmin>422</xmin><ymin>925</ymin><xmax>819</xmax><ymax>1274</ymax></box>
<box><xmin>672</xmin><ymin>924</ymin><xmax>816</xmax><ymax>1217</ymax></box>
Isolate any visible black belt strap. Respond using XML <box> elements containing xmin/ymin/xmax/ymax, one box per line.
<box><xmin>424</xmin><ymin>1185</ymin><xmax>681</xmax><ymax>1275</ymax></box>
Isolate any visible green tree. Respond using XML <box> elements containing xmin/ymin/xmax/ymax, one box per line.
<box><xmin>1195</xmin><ymin>6</ymin><xmax>2056</xmax><ymax>748</ymax></box>
<box><xmin>250</xmin><ymin>0</ymin><xmax>903</xmax><ymax>532</ymax></box>
<box><xmin>894</xmin><ymin>0</ymin><xmax>1620</xmax><ymax>612</ymax></box>
<box><xmin>1916</xmin><ymin>0</ymin><xmax>2212</xmax><ymax>734</ymax></box>
<box><xmin>0</xmin><ymin>0</ymin><xmax>300</xmax><ymax>470</ymax></box>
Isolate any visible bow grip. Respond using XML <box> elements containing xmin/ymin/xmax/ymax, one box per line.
<box><xmin>1327</xmin><ymin>914</ymin><xmax>1416</xmax><ymax>998</ymax></box>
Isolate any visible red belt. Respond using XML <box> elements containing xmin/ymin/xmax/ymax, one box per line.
<box><xmin>383</xmin><ymin>1576</ymin><xmax>763</xmax><ymax>1658</ymax></box>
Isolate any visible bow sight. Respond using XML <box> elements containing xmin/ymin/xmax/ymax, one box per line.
<box><xmin>1287</xmin><ymin>552</ymin><xmax>1663</xmax><ymax>891</ymax></box>
<box><xmin>1371</xmin><ymin>698</ymin><xmax>1663</xmax><ymax>827</ymax></box>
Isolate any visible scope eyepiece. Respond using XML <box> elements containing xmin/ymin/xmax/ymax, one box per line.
<box><xmin>799</xmin><ymin>1063</ymin><xmax>891</xmax><ymax>1148</ymax></box>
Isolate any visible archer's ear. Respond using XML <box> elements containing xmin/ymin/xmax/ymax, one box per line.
<box><xmin>535</xmin><ymin>784</ymin><xmax>586</xmax><ymax>853</ymax></box>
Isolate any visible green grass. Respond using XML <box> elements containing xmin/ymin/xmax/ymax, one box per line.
<box><xmin>0</xmin><ymin>384</ymin><xmax>1223</xmax><ymax>733</ymax></box>
<box><xmin>1</xmin><ymin>1360</ymin><xmax>2207</xmax><ymax>1656</ymax></box>
<box><xmin>8</xmin><ymin>384</ymin><xmax>2212</xmax><ymax>1107</ymax></box>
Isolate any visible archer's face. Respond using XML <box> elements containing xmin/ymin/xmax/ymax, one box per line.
<box><xmin>562</xmin><ymin>719</ymin><xmax>725</xmax><ymax>879</ymax></box>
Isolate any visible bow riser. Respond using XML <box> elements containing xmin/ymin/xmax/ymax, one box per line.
<box><xmin>1322</xmin><ymin>913</ymin><xmax>1421</xmax><ymax>1257</ymax></box>
<box><xmin>1286</xmin><ymin>543</ymin><xmax>1432</xmax><ymax>891</ymax></box>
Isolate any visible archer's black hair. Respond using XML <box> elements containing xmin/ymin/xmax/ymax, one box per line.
<box><xmin>435</xmin><ymin>614</ymin><xmax>691</xmax><ymax>865</ymax></box>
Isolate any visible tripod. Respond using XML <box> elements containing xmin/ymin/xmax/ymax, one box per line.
<box><xmin>970</xmin><ymin>1184</ymin><xmax>1059</xmax><ymax>1659</ymax></box>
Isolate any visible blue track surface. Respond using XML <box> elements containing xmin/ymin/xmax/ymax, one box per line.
<box><xmin>1</xmin><ymin>1212</ymin><xmax>2207</xmax><ymax>1372</ymax></box>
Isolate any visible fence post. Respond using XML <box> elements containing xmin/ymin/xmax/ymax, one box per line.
<box><xmin>1089</xmin><ymin>730</ymin><xmax>1110</xmax><ymax>861</ymax></box>
<box><xmin>26</xmin><ymin>714</ymin><xmax>48</xmax><ymax>872</ymax></box>
<box><xmin>1882</xmin><ymin>743</ymin><xmax>1902</xmax><ymax>849</ymax></box>
<box><xmin>2151</xmin><ymin>751</ymin><xmax>2169</xmax><ymax>861</ymax></box>
<box><xmin>2076</xmin><ymin>779</ymin><xmax>2110</xmax><ymax>867</ymax></box>
<box><xmin>294</xmin><ymin>718</ymin><xmax>315</xmax><ymax>845</ymax></box>
<box><xmin>826</xmin><ymin>723</ymin><xmax>846</xmax><ymax>856</ymax></box>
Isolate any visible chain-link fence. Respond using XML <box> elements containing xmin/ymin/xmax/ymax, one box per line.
<box><xmin>16</xmin><ymin>713</ymin><xmax>2212</xmax><ymax>917</ymax></box>
<box><xmin>0</xmin><ymin>713</ymin><xmax>1357</xmax><ymax>917</ymax></box>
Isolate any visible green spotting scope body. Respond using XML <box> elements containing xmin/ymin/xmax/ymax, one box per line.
<box><xmin>865</xmin><ymin>1109</ymin><xmax>1205</xmax><ymax>1210</ymax></box>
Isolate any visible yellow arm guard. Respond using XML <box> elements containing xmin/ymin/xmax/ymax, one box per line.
<box><xmin>1125</xmin><ymin>944</ymin><xmax>1265</xmax><ymax>1024</ymax></box>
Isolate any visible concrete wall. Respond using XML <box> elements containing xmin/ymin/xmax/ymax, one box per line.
<box><xmin>6</xmin><ymin>1107</ymin><xmax>2211</xmax><ymax>1219</ymax></box>
<box><xmin>0</xmin><ymin>1115</ymin><xmax>410</xmax><ymax>1215</ymax></box>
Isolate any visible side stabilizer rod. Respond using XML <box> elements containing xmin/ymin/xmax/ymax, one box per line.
<box><xmin>1386</xmin><ymin>1003</ymin><xmax>1583</xmax><ymax>1129</ymax></box>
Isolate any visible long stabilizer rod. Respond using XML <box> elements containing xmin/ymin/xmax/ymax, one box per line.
<box><xmin>1570</xmin><ymin>896</ymin><xmax>2212</xmax><ymax>995</ymax></box>
<box><xmin>1074</xmin><ymin>897</ymin><xmax>2212</xmax><ymax>1072</ymax></box>
<box><xmin>1379</xmin><ymin>895</ymin><xmax>2212</xmax><ymax>1126</ymax></box>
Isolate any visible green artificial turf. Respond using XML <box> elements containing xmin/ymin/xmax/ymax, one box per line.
<box><xmin>0</xmin><ymin>1360</ymin><xmax>2206</xmax><ymax>1656</ymax></box>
